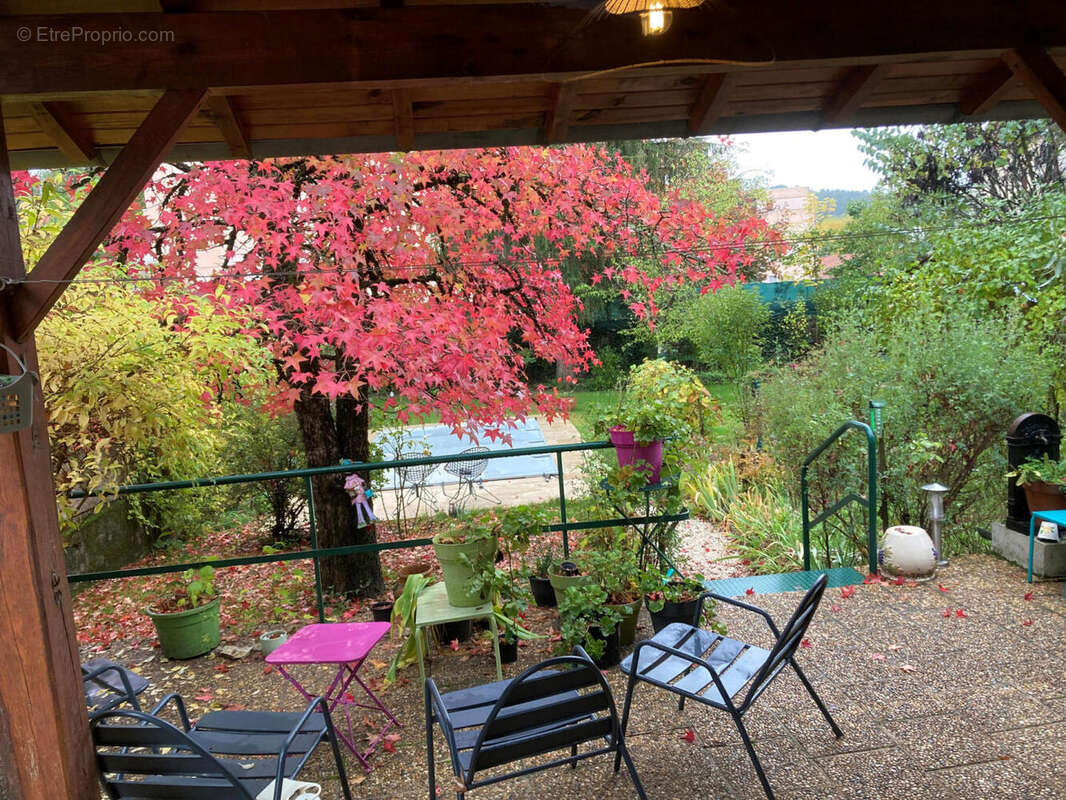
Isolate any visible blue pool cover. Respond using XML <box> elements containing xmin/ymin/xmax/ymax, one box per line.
<box><xmin>375</xmin><ymin>418</ymin><xmax>559</xmax><ymax>489</ymax></box>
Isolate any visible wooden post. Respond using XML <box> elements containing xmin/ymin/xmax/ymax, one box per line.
<box><xmin>0</xmin><ymin>109</ymin><xmax>98</xmax><ymax>800</ymax></box>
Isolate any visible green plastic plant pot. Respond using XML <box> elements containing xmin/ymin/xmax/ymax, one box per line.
<box><xmin>607</xmin><ymin>601</ymin><xmax>640</xmax><ymax>646</ymax></box>
<box><xmin>432</xmin><ymin>534</ymin><xmax>497</xmax><ymax>607</ymax></box>
<box><xmin>145</xmin><ymin>597</ymin><xmax>221</xmax><ymax>659</ymax></box>
<box><xmin>547</xmin><ymin>564</ymin><xmax>593</xmax><ymax>597</ymax></box>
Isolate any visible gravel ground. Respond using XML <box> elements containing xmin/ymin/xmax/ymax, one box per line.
<box><xmin>673</xmin><ymin>517</ymin><xmax>748</xmax><ymax>580</ymax></box>
<box><xmin>84</xmin><ymin>551</ymin><xmax>1066</xmax><ymax>799</ymax></box>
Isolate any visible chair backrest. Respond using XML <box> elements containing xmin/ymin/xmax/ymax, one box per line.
<box><xmin>742</xmin><ymin>573</ymin><xmax>829</xmax><ymax>709</ymax></box>
<box><xmin>91</xmin><ymin>709</ymin><xmax>254</xmax><ymax>799</ymax></box>
<box><xmin>82</xmin><ymin>659</ymin><xmax>148</xmax><ymax>713</ymax></box>
<box><xmin>465</xmin><ymin>653</ymin><xmax>618</xmax><ymax>782</ymax></box>
<box><xmin>444</xmin><ymin>446</ymin><xmax>489</xmax><ymax>481</ymax></box>
<box><xmin>395</xmin><ymin>450</ymin><xmax>436</xmax><ymax>484</ymax></box>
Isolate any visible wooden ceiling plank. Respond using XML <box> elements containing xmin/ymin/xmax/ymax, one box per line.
<box><xmin>821</xmin><ymin>63</ymin><xmax>890</xmax><ymax>125</ymax></box>
<box><xmin>11</xmin><ymin>88</ymin><xmax>207</xmax><ymax>340</ymax></box>
<box><xmin>26</xmin><ymin>101</ymin><xmax>97</xmax><ymax>163</ymax></box>
<box><xmin>204</xmin><ymin>93</ymin><xmax>251</xmax><ymax>158</ymax></box>
<box><xmin>544</xmin><ymin>83</ymin><xmax>576</xmax><ymax>143</ymax></box>
<box><xmin>1002</xmin><ymin>47</ymin><xmax>1066</xmax><ymax>131</ymax></box>
<box><xmin>688</xmin><ymin>73</ymin><xmax>733</xmax><ymax>134</ymax></box>
<box><xmin>958</xmin><ymin>62</ymin><xmax>1016</xmax><ymax>114</ymax></box>
<box><xmin>392</xmin><ymin>88</ymin><xmax>415</xmax><ymax>151</ymax></box>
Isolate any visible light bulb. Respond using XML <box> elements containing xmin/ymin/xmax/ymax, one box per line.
<box><xmin>640</xmin><ymin>3</ymin><xmax>672</xmax><ymax>35</ymax></box>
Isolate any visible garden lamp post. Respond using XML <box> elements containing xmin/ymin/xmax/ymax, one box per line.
<box><xmin>922</xmin><ymin>482</ymin><xmax>950</xmax><ymax>567</ymax></box>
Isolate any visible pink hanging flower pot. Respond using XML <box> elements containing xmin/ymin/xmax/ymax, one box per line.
<box><xmin>609</xmin><ymin>426</ymin><xmax>664</xmax><ymax>484</ymax></box>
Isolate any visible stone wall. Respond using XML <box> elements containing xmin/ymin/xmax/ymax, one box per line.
<box><xmin>63</xmin><ymin>498</ymin><xmax>156</xmax><ymax>583</ymax></box>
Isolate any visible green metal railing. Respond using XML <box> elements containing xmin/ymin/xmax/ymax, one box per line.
<box><xmin>800</xmin><ymin>420</ymin><xmax>879</xmax><ymax>575</ymax></box>
<box><xmin>66</xmin><ymin>440</ymin><xmax>648</xmax><ymax>621</ymax></box>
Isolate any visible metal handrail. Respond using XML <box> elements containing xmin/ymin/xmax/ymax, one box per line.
<box><xmin>800</xmin><ymin>420</ymin><xmax>878</xmax><ymax>575</ymax></box>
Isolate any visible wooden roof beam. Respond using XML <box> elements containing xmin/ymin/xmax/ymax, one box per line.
<box><xmin>688</xmin><ymin>73</ymin><xmax>733</xmax><ymax>135</ymax></box>
<box><xmin>11</xmin><ymin>88</ymin><xmax>207</xmax><ymax>340</ymax></box>
<box><xmin>959</xmin><ymin>61</ymin><xmax>1015</xmax><ymax>115</ymax></box>
<box><xmin>1002</xmin><ymin>46</ymin><xmax>1066</xmax><ymax>132</ymax></box>
<box><xmin>544</xmin><ymin>83</ymin><xmax>576</xmax><ymax>144</ymax></box>
<box><xmin>392</xmin><ymin>89</ymin><xmax>414</xmax><ymax>151</ymax></box>
<box><xmin>26</xmin><ymin>101</ymin><xmax>97</xmax><ymax>164</ymax></box>
<box><xmin>821</xmin><ymin>64</ymin><xmax>889</xmax><ymax>126</ymax></box>
<box><xmin>204</xmin><ymin>94</ymin><xmax>250</xmax><ymax>159</ymax></box>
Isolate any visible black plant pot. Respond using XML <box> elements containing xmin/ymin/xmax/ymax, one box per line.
<box><xmin>435</xmin><ymin>619</ymin><xmax>472</xmax><ymax>644</ymax></box>
<box><xmin>498</xmin><ymin>636</ymin><xmax>519</xmax><ymax>664</ymax></box>
<box><xmin>529</xmin><ymin>575</ymin><xmax>557</xmax><ymax>607</ymax></box>
<box><xmin>587</xmin><ymin>625</ymin><xmax>621</xmax><ymax>669</ymax></box>
<box><xmin>370</xmin><ymin>601</ymin><xmax>394</xmax><ymax>623</ymax></box>
<box><xmin>645</xmin><ymin>596</ymin><xmax>701</xmax><ymax>634</ymax></box>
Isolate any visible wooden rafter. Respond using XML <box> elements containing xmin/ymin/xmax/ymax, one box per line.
<box><xmin>205</xmin><ymin>94</ymin><xmax>251</xmax><ymax>159</ymax></box>
<box><xmin>688</xmin><ymin>73</ymin><xmax>733</xmax><ymax>135</ymax></box>
<box><xmin>26</xmin><ymin>101</ymin><xmax>97</xmax><ymax>164</ymax></box>
<box><xmin>959</xmin><ymin>61</ymin><xmax>1016</xmax><ymax>115</ymax></box>
<box><xmin>821</xmin><ymin>64</ymin><xmax>889</xmax><ymax>125</ymax></box>
<box><xmin>1002</xmin><ymin>46</ymin><xmax>1066</xmax><ymax>132</ymax></box>
<box><xmin>544</xmin><ymin>83</ymin><xmax>576</xmax><ymax>144</ymax></box>
<box><xmin>392</xmin><ymin>88</ymin><xmax>414</xmax><ymax>151</ymax></box>
<box><xmin>11</xmin><ymin>88</ymin><xmax>208</xmax><ymax>340</ymax></box>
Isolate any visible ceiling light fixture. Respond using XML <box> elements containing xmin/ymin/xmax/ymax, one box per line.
<box><xmin>604</xmin><ymin>0</ymin><xmax>705</xmax><ymax>36</ymax></box>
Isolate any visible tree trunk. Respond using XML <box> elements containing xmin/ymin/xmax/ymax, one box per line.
<box><xmin>293</xmin><ymin>388</ymin><xmax>384</xmax><ymax>598</ymax></box>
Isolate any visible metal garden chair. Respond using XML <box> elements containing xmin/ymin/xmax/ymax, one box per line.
<box><xmin>90</xmin><ymin>693</ymin><xmax>353</xmax><ymax>800</ymax></box>
<box><xmin>443</xmin><ymin>446</ymin><xmax>500</xmax><ymax>513</ymax></box>
<box><xmin>618</xmin><ymin>573</ymin><xmax>842</xmax><ymax>800</ymax></box>
<box><xmin>395</xmin><ymin>449</ymin><xmax>440</xmax><ymax>514</ymax></box>
<box><xmin>425</xmin><ymin>647</ymin><xmax>647</xmax><ymax>799</ymax></box>
<box><xmin>82</xmin><ymin>658</ymin><xmax>148</xmax><ymax>713</ymax></box>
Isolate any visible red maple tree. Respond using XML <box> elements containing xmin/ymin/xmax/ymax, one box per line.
<box><xmin>110</xmin><ymin>145</ymin><xmax>769</xmax><ymax>596</ymax></box>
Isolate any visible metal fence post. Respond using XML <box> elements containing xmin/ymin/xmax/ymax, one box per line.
<box><xmin>556</xmin><ymin>451</ymin><xmax>569</xmax><ymax>558</ymax></box>
<box><xmin>305</xmin><ymin>476</ymin><xmax>326</xmax><ymax>622</ymax></box>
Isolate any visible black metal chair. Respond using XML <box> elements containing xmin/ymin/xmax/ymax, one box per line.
<box><xmin>618</xmin><ymin>573</ymin><xmax>842</xmax><ymax>800</ymax></box>
<box><xmin>82</xmin><ymin>658</ymin><xmax>148</xmax><ymax>713</ymax></box>
<box><xmin>425</xmin><ymin>647</ymin><xmax>647</xmax><ymax>799</ymax></box>
<box><xmin>90</xmin><ymin>693</ymin><xmax>354</xmax><ymax>800</ymax></box>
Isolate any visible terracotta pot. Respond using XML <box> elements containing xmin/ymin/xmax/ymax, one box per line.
<box><xmin>1023</xmin><ymin>481</ymin><xmax>1066</xmax><ymax>513</ymax></box>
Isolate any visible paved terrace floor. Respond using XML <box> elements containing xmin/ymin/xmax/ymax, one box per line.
<box><xmin>110</xmin><ymin>553</ymin><xmax>1066</xmax><ymax>799</ymax></box>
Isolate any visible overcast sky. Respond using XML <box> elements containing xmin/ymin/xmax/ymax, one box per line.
<box><xmin>726</xmin><ymin>129</ymin><xmax>881</xmax><ymax>192</ymax></box>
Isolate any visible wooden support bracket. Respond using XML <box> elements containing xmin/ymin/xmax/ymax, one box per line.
<box><xmin>392</xmin><ymin>89</ymin><xmax>415</xmax><ymax>152</ymax></box>
<box><xmin>1002</xmin><ymin>47</ymin><xmax>1066</xmax><ymax>132</ymax></box>
<box><xmin>821</xmin><ymin>64</ymin><xmax>889</xmax><ymax>126</ymax></box>
<box><xmin>10</xmin><ymin>88</ymin><xmax>207</xmax><ymax>341</ymax></box>
<box><xmin>27</xmin><ymin>102</ymin><xmax>97</xmax><ymax>164</ymax></box>
<box><xmin>205</xmin><ymin>94</ymin><xmax>251</xmax><ymax>159</ymax></box>
<box><xmin>688</xmin><ymin>73</ymin><xmax>734</xmax><ymax>135</ymax></box>
<box><xmin>959</xmin><ymin>61</ymin><xmax>1016</xmax><ymax>115</ymax></box>
<box><xmin>544</xmin><ymin>83</ymin><xmax>577</xmax><ymax>144</ymax></box>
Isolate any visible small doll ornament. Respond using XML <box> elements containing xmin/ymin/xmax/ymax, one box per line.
<box><xmin>343</xmin><ymin>473</ymin><xmax>377</xmax><ymax>527</ymax></box>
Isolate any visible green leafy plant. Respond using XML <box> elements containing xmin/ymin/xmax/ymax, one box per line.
<box><xmin>642</xmin><ymin>573</ymin><xmax>705</xmax><ymax>612</ymax></box>
<box><xmin>682</xmin><ymin>459</ymin><xmax>740</xmax><ymax>523</ymax></box>
<box><xmin>150</xmin><ymin>565</ymin><xmax>217</xmax><ymax>614</ymax></box>
<box><xmin>557</xmin><ymin>583</ymin><xmax>623</xmax><ymax>663</ymax></box>
<box><xmin>386</xmin><ymin>572</ymin><xmax>434</xmax><ymax>682</ymax></box>
<box><xmin>1010</xmin><ymin>454</ymin><xmax>1066</xmax><ymax>487</ymax></box>
<box><xmin>595</xmin><ymin>359</ymin><xmax>718</xmax><ymax>444</ymax></box>
<box><xmin>435</xmin><ymin>514</ymin><xmax>500</xmax><ymax>545</ymax></box>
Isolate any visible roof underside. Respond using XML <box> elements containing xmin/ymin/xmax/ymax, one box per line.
<box><xmin>1</xmin><ymin>0</ymin><xmax>1065</xmax><ymax>169</ymax></box>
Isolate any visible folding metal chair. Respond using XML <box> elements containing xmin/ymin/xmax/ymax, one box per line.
<box><xmin>618</xmin><ymin>574</ymin><xmax>842</xmax><ymax>800</ymax></box>
<box><xmin>82</xmin><ymin>658</ymin><xmax>148</xmax><ymax>713</ymax></box>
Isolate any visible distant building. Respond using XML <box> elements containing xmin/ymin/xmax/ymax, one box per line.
<box><xmin>766</xmin><ymin>186</ymin><xmax>816</xmax><ymax>232</ymax></box>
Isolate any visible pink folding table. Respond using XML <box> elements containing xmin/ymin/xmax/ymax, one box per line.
<box><xmin>265</xmin><ymin>621</ymin><xmax>398</xmax><ymax>772</ymax></box>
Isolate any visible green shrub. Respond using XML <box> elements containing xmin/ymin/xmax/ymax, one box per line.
<box><xmin>757</xmin><ymin>306</ymin><xmax>1052</xmax><ymax>551</ymax></box>
<box><xmin>584</xmin><ymin>345</ymin><xmax>626</xmax><ymax>391</ymax></box>
<box><xmin>686</xmin><ymin>285</ymin><xmax>770</xmax><ymax>392</ymax></box>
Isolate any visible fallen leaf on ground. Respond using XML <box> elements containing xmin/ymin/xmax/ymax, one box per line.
<box><xmin>745</xmin><ymin>587</ymin><xmax>755</xmax><ymax>596</ymax></box>
<box><xmin>1025</xmin><ymin>591</ymin><xmax>1034</xmax><ymax>601</ymax></box>
<box><xmin>938</xmin><ymin>583</ymin><xmax>949</xmax><ymax>592</ymax></box>
<box><xmin>870</xmin><ymin>653</ymin><xmax>886</xmax><ymax>662</ymax></box>
<box><xmin>800</xmin><ymin>639</ymin><xmax>811</xmax><ymax>648</ymax></box>
<box><xmin>888</xmin><ymin>644</ymin><xmax>902</xmax><ymax>652</ymax></box>
<box><xmin>955</xmin><ymin>609</ymin><xmax>967</xmax><ymax>618</ymax></box>
<box><xmin>449</xmin><ymin>639</ymin><xmax>459</xmax><ymax>652</ymax></box>
<box><xmin>830</xmin><ymin>604</ymin><xmax>841</xmax><ymax>613</ymax></box>
<box><xmin>840</xmin><ymin>585</ymin><xmax>856</xmax><ymax>599</ymax></box>
<box><xmin>682</xmin><ymin>729</ymin><xmax>695</xmax><ymax>743</ymax></box>
<box><xmin>942</xmin><ymin>608</ymin><xmax>952</xmax><ymax>618</ymax></box>
<box><xmin>899</xmin><ymin>664</ymin><xmax>917</xmax><ymax>673</ymax></box>
<box><xmin>1023</xmin><ymin>619</ymin><xmax>1033</xmax><ymax>627</ymax></box>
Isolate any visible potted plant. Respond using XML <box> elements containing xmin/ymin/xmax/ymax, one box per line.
<box><xmin>1009</xmin><ymin>454</ymin><xmax>1066</xmax><ymax>512</ymax></box>
<box><xmin>466</xmin><ymin>562</ymin><xmax>539</xmax><ymax>663</ymax></box>
<box><xmin>595</xmin><ymin>360</ymin><xmax>715</xmax><ymax>484</ymax></box>
<box><xmin>386</xmin><ymin>572</ymin><xmax>435</xmax><ymax>682</ymax></box>
<box><xmin>643</xmin><ymin>572</ymin><xmax>715</xmax><ymax>635</ymax></box>
<box><xmin>145</xmin><ymin>565</ymin><xmax>221</xmax><ymax>659</ymax></box>
<box><xmin>547</xmin><ymin>557</ymin><xmax>592</xmax><ymax>597</ymax></box>
<box><xmin>432</xmin><ymin>514</ymin><xmax>499</xmax><ymax>607</ymax></box>
<box><xmin>580</xmin><ymin>533</ymin><xmax>642</xmax><ymax>646</ymax></box>
<box><xmin>558</xmin><ymin>583</ymin><xmax>623</xmax><ymax>668</ymax></box>
<box><xmin>528</xmin><ymin>548</ymin><xmax>558</xmax><ymax>607</ymax></box>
